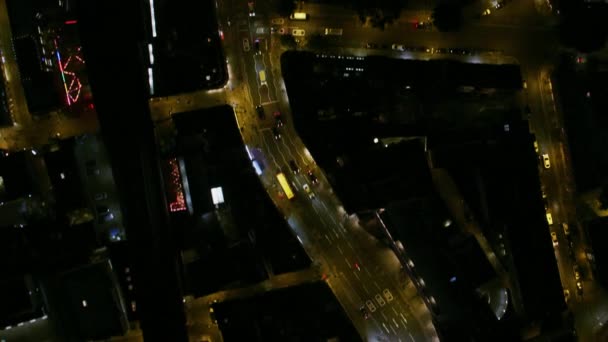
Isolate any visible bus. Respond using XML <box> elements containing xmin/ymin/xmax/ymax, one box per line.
<box><xmin>276</xmin><ymin>172</ymin><xmax>295</xmax><ymax>199</ymax></box>
<box><xmin>289</xmin><ymin>12</ymin><xmax>308</xmax><ymax>20</ymax></box>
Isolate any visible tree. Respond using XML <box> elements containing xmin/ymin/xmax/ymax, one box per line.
<box><xmin>432</xmin><ymin>3</ymin><xmax>463</xmax><ymax>32</ymax></box>
<box><xmin>558</xmin><ymin>4</ymin><xmax>608</xmax><ymax>53</ymax></box>
<box><xmin>280</xmin><ymin>34</ymin><xmax>297</xmax><ymax>49</ymax></box>
<box><xmin>352</xmin><ymin>0</ymin><xmax>404</xmax><ymax>28</ymax></box>
<box><xmin>307</xmin><ymin>34</ymin><xmax>330</xmax><ymax>50</ymax></box>
<box><xmin>277</xmin><ymin>0</ymin><xmax>296</xmax><ymax>18</ymax></box>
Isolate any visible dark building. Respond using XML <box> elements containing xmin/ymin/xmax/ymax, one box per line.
<box><xmin>46</xmin><ymin>259</ymin><xmax>128</xmax><ymax>340</ymax></box>
<box><xmin>587</xmin><ymin>217</ymin><xmax>608</xmax><ymax>288</ymax></box>
<box><xmin>76</xmin><ymin>0</ymin><xmax>188</xmax><ymax>340</ymax></box>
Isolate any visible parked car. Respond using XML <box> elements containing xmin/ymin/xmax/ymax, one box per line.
<box><xmin>94</xmin><ymin>192</ymin><xmax>108</xmax><ymax>201</ymax></box>
<box><xmin>391</xmin><ymin>44</ymin><xmax>405</xmax><ymax>51</ymax></box>
<box><xmin>98</xmin><ymin>212</ymin><xmax>114</xmax><ymax>224</ymax></box>
<box><xmin>256</xmin><ymin>105</ymin><xmax>265</xmax><ymax>119</ymax></box>
<box><xmin>242</xmin><ymin>38</ymin><xmax>250</xmax><ymax>52</ymax></box>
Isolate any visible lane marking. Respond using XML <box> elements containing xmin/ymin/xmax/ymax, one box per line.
<box><xmin>362</xmin><ymin>283</ymin><xmax>370</xmax><ymax>295</ymax></box>
<box><xmin>392</xmin><ymin>317</ymin><xmax>399</xmax><ymax>328</ymax></box>
<box><xmin>337</xmin><ymin>246</ymin><xmax>343</xmax><ymax>254</ymax></box>
<box><xmin>382</xmin><ymin>322</ymin><xmax>390</xmax><ymax>334</ymax></box>
<box><xmin>400</xmin><ymin>313</ymin><xmax>408</xmax><ymax>325</ymax></box>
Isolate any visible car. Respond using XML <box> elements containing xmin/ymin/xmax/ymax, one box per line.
<box><xmin>542</xmin><ymin>154</ymin><xmax>550</xmax><ymax>169</ymax></box>
<box><xmin>546</xmin><ymin>212</ymin><xmax>553</xmax><ymax>225</ymax></box>
<box><xmin>307</xmin><ymin>170</ymin><xmax>318</xmax><ymax>184</ymax></box>
<box><xmin>242</xmin><ymin>38</ymin><xmax>250</xmax><ymax>52</ymax></box>
<box><xmin>254</xmin><ymin>39</ymin><xmax>260</xmax><ymax>54</ymax></box>
<box><xmin>98</xmin><ymin>212</ymin><xmax>114</xmax><ymax>224</ymax></box>
<box><xmin>289</xmin><ymin>160</ymin><xmax>300</xmax><ymax>174</ymax></box>
<box><xmin>359</xmin><ymin>306</ymin><xmax>369</xmax><ymax>319</ymax></box>
<box><xmin>562</xmin><ymin>223</ymin><xmax>570</xmax><ymax>235</ymax></box>
<box><xmin>541</xmin><ymin>185</ymin><xmax>547</xmax><ymax>199</ymax></box>
<box><xmin>94</xmin><ymin>192</ymin><xmax>108</xmax><ymax>201</ymax></box>
<box><xmin>391</xmin><ymin>44</ymin><xmax>405</xmax><ymax>51</ymax></box>
<box><xmin>573</xmin><ymin>265</ymin><xmax>581</xmax><ymax>280</ymax></box>
<box><xmin>365</xmin><ymin>300</ymin><xmax>377</xmax><ymax>312</ymax></box>
<box><xmin>256</xmin><ymin>105</ymin><xmax>265</xmax><ymax>119</ymax></box>
<box><xmin>324</xmin><ymin>28</ymin><xmax>343</xmax><ymax>36</ymax></box>
<box><xmin>482</xmin><ymin>8</ymin><xmax>491</xmax><ymax>16</ymax></box>
<box><xmin>303</xmin><ymin>184</ymin><xmax>315</xmax><ymax>199</ymax></box>
<box><xmin>209</xmin><ymin>307</ymin><xmax>217</xmax><ymax>324</ymax></box>
<box><xmin>551</xmin><ymin>231</ymin><xmax>558</xmax><ymax>246</ymax></box>
<box><xmin>533</xmin><ymin>141</ymin><xmax>538</xmax><ymax>153</ymax></box>
<box><xmin>97</xmin><ymin>205</ymin><xmax>110</xmax><ymax>214</ymax></box>
<box><xmin>292</xmin><ymin>29</ymin><xmax>305</xmax><ymax>37</ymax></box>
<box><xmin>272</xmin><ymin>127</ymin><xmax>281</xmax><ymax>140</ymax></box>
<box><xmin>576</xmin><ymin>281</ymin><xmax>583</xmax><ymax>295</ymax></box>
<box><xmin>522</xmin><ymin>80</ymin><xmax>527</xmax><ymax>89</ymax></box>
<box><xmin>85</xmin><ymin>160</ymin><xmax>99</xmax><ymax>171</ymax></box>
<box><xmin>366</xmin><ymin>43</ymin><xmax>378</xmax><ymax>49</ymax></box>
<box><xmin>247</xmin><ymin>1</ymin><xmax>255</xmax><ymax>16</ymax></box>
<box><xmin>86</xmin><ymin>166</ymin><xmax>100</xmax><ymax>176</ymax></box>
<box><xmin>382</xmin><ymin>289</ymin><xmax>394</xmax><ymax>302</ymax></box>
<box><xmin>375</xmin><ymin>294</ymin><xmax>386</xmax><ymax>307</ymax></box>
<box><xmin>563</xmin><ymin>289</ymin><xmax>570</xmax><ymax>303</ymax></box>
<box><xmin>275</xmin><ymin>117</ymin><xmax>284</xmax><ymax>128</ymax></box>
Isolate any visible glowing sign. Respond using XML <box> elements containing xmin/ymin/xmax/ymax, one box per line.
<box><xmin>54</xmin><ymin>39</ymin><xmax>83</xmax><ymax>106</ymax></box>
<box><xmin>167</xmin><ymin>158</ymin><xmax>186</xmax><ymax>212</ymax></box>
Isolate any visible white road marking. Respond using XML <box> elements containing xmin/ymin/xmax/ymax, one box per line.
<box><xmin>381</xmin><ymin>312</ymin><xmax>388</xmax><ymax>320</ymax></box>
<box><xmin>337</xmin><ymin>246</ymin><xmax>343</xmax><ymax>254</ymax></box>
<box><xmin>382</xmin><ymin>322</ymin><xmax>390</xmax><ymax>334</ymax></box>
<box><xmin>409</xmin><ymin>332</ymin><xmax>415</xmax><ymax>341</ymax></box>
<box><xmin>324</xmin><ymin>234</ymin><xmax>332</xmax><ymax>244</ymax></box>
<box><xmin>374</xmin><ymin>281</ymin><xmax>382</xmax><ymax>291</ymax></box>
<box><xmin>353</xmin><ymin>271</ymin><xmax>360</xmax><ymax>280</ymax></box>
<box><xmin>400</xmin><ymin>313</ymin><xmax>408</xmax><ymax>324</ymax></box>
<box><xmin>392</xmin><ymin>317</ymin><xmax>399</xmax><ymax>328</ymax></box>
<box><xmin>390</xmin><ymin>325</ymin><xmax>397</xmax><ymax>334</ymax></box>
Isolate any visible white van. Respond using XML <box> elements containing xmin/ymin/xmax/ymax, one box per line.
<box><xmin>324</xmin><ymin>28</ymin><xmax>343</xmax><ymax>36</ymax></box>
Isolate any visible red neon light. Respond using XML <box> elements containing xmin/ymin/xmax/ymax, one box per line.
<box><xmin>167</xmin><ymin>158</ymin><xmax>187</xmax><ymax>212</ymax></box>
<box><xmin>54</xmin><ymin>39</ymin><xmax>84</xmax><ymax>106</ymax></box>
<box><xmin>65</xmin><ymin>20</ymin><xmax>78</xmax><ymax>25</ymax></box>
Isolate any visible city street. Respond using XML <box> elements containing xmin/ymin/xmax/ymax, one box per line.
<box><xmin>1</xmin><ymin>0</ymin><xmax>608</xmax><ymax>340</ymax></box>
